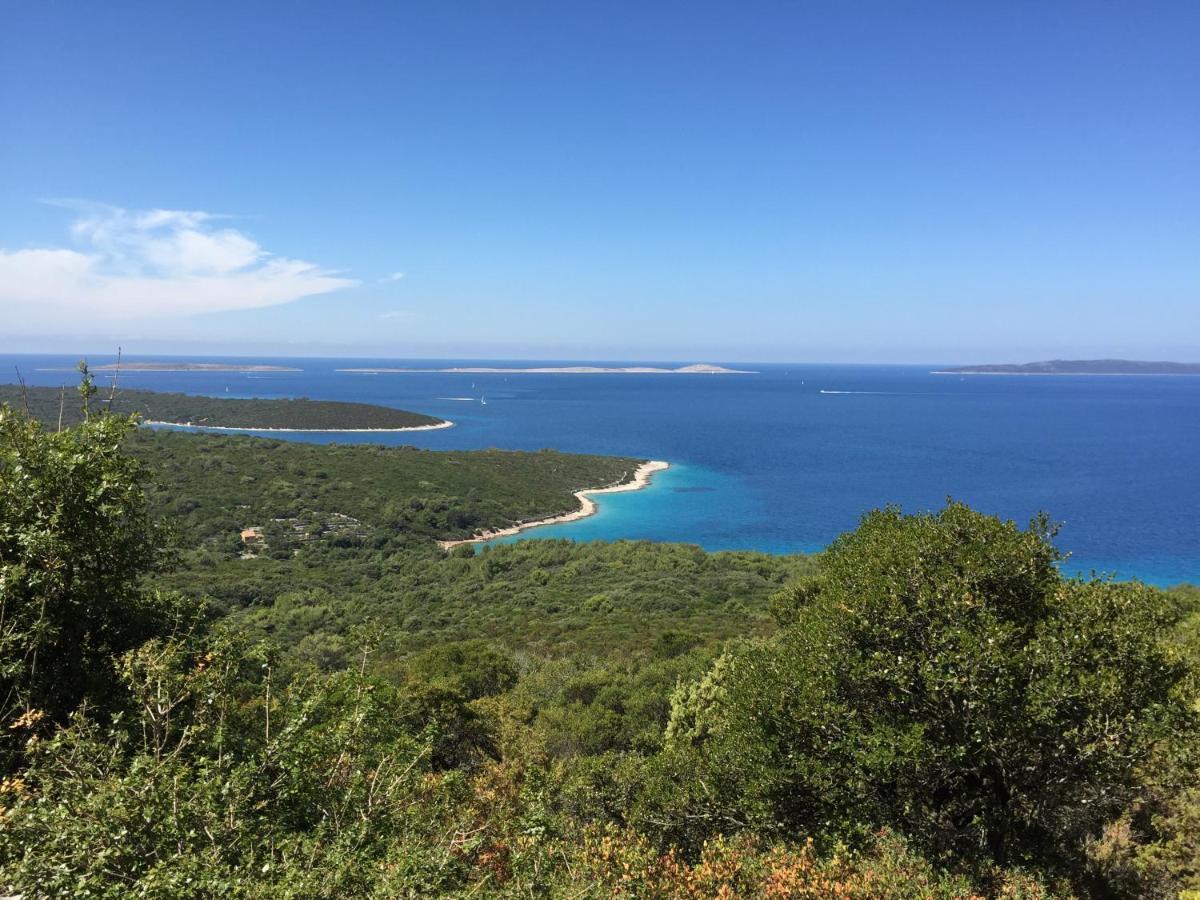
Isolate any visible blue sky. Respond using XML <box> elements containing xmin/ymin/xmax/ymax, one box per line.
<box><xmin>2</xmin><ymin>1</ymin><xmax>1197</xmax><ymax>362</ymax></box>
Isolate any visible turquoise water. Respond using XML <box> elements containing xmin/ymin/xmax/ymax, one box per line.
<box><xmin>8</xmin><ymin>354</ymin><xmax>1199</xmax><ymax>584</ymax></box>
<box><xmin>484</xmin><ymin>462</ymin><xmax>803</xmax><ymax>551</ymax></box>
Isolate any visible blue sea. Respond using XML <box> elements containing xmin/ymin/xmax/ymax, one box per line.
<box><xmin>6</xmin><ymin>354</ymin><xmax>1199</xmax><ymax>585</ymax></box>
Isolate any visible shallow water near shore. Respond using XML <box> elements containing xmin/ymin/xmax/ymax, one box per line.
<box><xmin>8</xmin><ymin>354</ymin><xmax>1199</xmax><ymax>585</ymax></box>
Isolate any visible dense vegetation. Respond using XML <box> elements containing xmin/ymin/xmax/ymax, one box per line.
<box><xmin>164</xmin><ymin>540</ymin><xmax>809</xmax><ymax>668</ymax></box>
<box><xmin>0</xmin><ymin>382</ymin><xmax>445</xmax><ymax>430</ymax></box>
<box><xmin>129</xmin><ymin>427</ymin><xmax>642</xmax><ymax>548</ymax></box>
<box><xmin>2</xmin><ymin>389</ymin><xmax>1199</xmax><ymax>897</ymax></box>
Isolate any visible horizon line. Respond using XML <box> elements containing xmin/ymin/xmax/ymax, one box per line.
<box><xmin>4</xmin><ymin>349</ymin><xmax>1200</xmax><ymax>367</ymax></box>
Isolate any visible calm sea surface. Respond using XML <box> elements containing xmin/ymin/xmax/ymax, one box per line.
<box><xmin>7</xmin><ymin>354</ymin><xmax>1199</xmax><ymax>585</ymax></box>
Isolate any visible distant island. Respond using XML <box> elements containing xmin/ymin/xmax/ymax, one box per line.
<box><xmin>933</xmin><ymin>359</ymin><xmax>1200</xmax><ymax>376</ymax></box>
<box><xmin>0</xmin><ymin>385</ymin><xmax>450</xmax><ymax>432</ymax></box>
<box><xmin>35</xmin><ymin>362</ymin><xmax>302</xmax><ymax>373</ymax></box>
<box><xmin>338</xmin><ymin>363</ymin><xmax>756</xmax><ymax>374</ymax></box>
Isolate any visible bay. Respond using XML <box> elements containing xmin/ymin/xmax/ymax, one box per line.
<box><xmin>7</xmin><ymin>353</ymin><xmax>1198</xmax><ymax>585</ymax></box>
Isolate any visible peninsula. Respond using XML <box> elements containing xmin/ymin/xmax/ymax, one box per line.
<box><xmin>438</xmin><ymin>460</ymin><xmax>669</xmax><ymax>549</ymax></box>
<box><xmin>934</xmin><ymin>359</ymin><xmax>1200</xmax><ymax>376</ymax></box>
<box><xmin>36</xmin><ymin>361</ymin><xmax>302</xmax><ymax>373</ymax></box>
<box><xmin>0</xmin><ymin>385</ymin><xmax>450</xmax><ymax>432</ymax></box>
<box><xmin>338</xmin><ymin>363</ymin><xmax>755</xmax><ymax>374</ymax></box>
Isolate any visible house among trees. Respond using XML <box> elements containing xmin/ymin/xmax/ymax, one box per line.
<box><xmin>240</xmin><ymin>527</ymin><xmax>263</xmax><ymax>545</ymax></box>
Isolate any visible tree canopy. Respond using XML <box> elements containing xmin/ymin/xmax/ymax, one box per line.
<box><xmin>651</xmin><ymin>504</ymin><xmax>1193</xmax><ymax>876</ymax></box>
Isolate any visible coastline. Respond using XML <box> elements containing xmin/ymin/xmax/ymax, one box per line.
<box><xmin>141</xmin><ymin>419</ymin><xmax>454</xmax><ymax>433</ymax></box>
<box><xmin>439</xmin><ymin>459</ymin><xmax>670</xmax><ymax>549</ymax></box>
<box><xmin>932</xmin><ymin>371</ymin><xmax>1200</xmax><ymax>377</ymax></box>
<box><xmin>36</xmin><ymin>365</ymin><xmax>302</xmax><ymax>373</ymax></box>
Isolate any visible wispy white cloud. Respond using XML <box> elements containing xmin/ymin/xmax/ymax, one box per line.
<box><xmin>0</xmin><ymin>202</ymin><xmax>357</xmax><ymax>324</ymax></box>
<box><xmin>379</xmin><ymin>309</ymin><xmax>413</xmax><ymax>321</ymax></box>
<box><xmin>380</xmin><ymin>271</ymin><xmax>406</xmax><ymax>282</ymax></box>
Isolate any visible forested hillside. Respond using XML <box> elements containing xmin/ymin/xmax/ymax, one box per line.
<box><xmin>0</xmin><ymin>382</ymin><xmax>445</xmax><ymax>430</ymax></box>
<box><xmin>130</xmin><ymin>428</ymin><xmax>642</xmax><ymax>549</ymax></box>
<box><xmin>163</xmin><ymin>540</ymin><xmax>810</xmax><ymax>663</ymax></box>
<box><xmin>2</xmin><ymin>394</ymin><xmax>1199</xmax><ymax>897</ymax></box>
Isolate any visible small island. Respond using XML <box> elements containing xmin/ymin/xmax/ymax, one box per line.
<box><xmin>0</xmin><ymin>385</ymin><xmax>450</xmax><ymax>432</ymax></box>
<box><xmin>338</xmin><ymin>363</ymin><xmax>755</xmax><ymax>374</ymax></box>
<box><xmin>934</xmin><ymin>359</ymin><xmax>1200</xmax><ymax>376</ymax></box>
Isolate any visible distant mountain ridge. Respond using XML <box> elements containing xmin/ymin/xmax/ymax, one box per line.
<box><xmin>934</xmin><ymin>359</ymin><xmax>1200</xmax><ymax>375</ymax></box>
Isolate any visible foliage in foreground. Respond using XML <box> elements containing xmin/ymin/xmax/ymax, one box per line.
<box><xmin>646</xmin><ymin>504</ymin><xmax>1194</xmax><ymax>882</ymax></box>
<box><xmin>0</xmin><ymin>407</ymin><xmax>188</xmax><ymax>770</ymax></box>
<box><xmin>1</xmin><ymin>404</ymin><xmax>1199</xmax><ymax>897</ymax></box>
<box><xmin>0</xmin><ymin>627</ymin><xmax>1057</xmax><ymax>899</ymax></box>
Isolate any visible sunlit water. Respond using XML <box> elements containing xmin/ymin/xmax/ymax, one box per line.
<box><xmin>8</xmin><ymin>354</ymin><xmax>1199</xmax><ymax>585</ymax></box>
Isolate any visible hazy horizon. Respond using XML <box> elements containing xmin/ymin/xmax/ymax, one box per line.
<box><xmin>7</xmin><ymin>344</ymin><xmax>1200</xmax><ymax>368</ymax></box>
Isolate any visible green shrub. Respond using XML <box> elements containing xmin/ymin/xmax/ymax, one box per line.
<box><xmin>649</xmin><ymin>503</ymin><xmax>1195</xmax><ymax>879</ymax></box>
